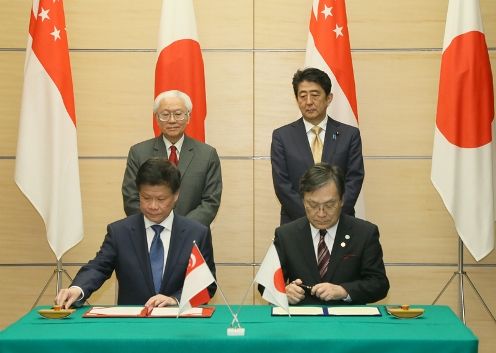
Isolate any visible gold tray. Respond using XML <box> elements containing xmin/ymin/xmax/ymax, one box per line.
<box><xmin>387</xmin><ymin>306</ymin><xmax>424</xmax><ymax>319</ymax></box>
<box><xmin>38</xmin><ymin>308</ymin><xmax>75</xmax><ymax>319</ymax></box>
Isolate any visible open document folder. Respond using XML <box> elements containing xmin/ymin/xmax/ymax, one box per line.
<box><xmin>83</xmin><ymin>306</ymin><xmax>215</xmax><ymax>318</ymax></box>
<box><xmin>272</xmin><ymin>306</ymin><xmax>381</xmax><ymax>316</ymax></box>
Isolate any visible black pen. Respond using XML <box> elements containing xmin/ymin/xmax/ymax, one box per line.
<box><xmin>297</xmin><ymin>283</ymin><xmax>313</xmax><ymax>293</ymax></box>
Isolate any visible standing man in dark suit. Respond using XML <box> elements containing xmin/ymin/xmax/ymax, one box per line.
<box><xmin>273</xmin><ymin>163</ymin><xmax>388</xmax><ymax>306</ymax></box>
<box><xmin>271</xmin><ymin>68</ymin><xmax>364</xmax><ymax>224</ymax></box>
<box><xmin>122</xmin><ymin>90</ymin><xmax>222</xmax><ymax>227</ymax></box>
<box><xmin>56</xmin><ymin>158</ymin><xmax>216</xmax><ymax>309</ymax></box>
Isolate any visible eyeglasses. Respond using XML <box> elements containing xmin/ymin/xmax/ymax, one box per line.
<box><xmin>304</xmin><ymin>199</ymin><xmax>340</xmax><ymax>213</ymax></box>
<box><xmin>157</xmin><ymin>111</ymin><xmax>189</xmax><ymax>122</ymax></box>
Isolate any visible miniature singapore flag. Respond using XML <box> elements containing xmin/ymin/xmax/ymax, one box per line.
<box><xmin>178</xmin><ymin>243</ymin><xmax>215</xmax><ymax>314</ymax></box>
<box><xmin>255</xmin><ymin>243</ymin><xmax>289</xmax><ymax>312</ymax></box>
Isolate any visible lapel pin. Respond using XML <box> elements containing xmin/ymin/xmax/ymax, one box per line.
<box><xmin>345</xmin><ymin>234</ymin><xmax>350</xmax><ymax>240</ymax></box>
<box><xmin>341</xmin><ymin>242</ymin><xmax>346</xmax><ymax>247</ymax></box>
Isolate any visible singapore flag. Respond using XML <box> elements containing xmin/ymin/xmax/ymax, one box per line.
<box><xmin>178</xmin><ymin>243</ymin><xmax>216</xmax><ymax>314</ymax></box>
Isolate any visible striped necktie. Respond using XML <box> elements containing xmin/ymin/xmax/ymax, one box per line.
<box><xmin>317</xmin><ymin>229</ymin><xmax>330</xmax><ymax>279</ymax></box>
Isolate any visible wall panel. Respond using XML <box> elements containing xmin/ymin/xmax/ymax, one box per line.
<box><xmin>1</xmin><ymin>1</ymin><xmax>495</xmax><ymax>352</ymax></box>
<box><xmin>0</xmin><ymin>52</ymin><xmax>24</xmax><ymax>156</ymax></box>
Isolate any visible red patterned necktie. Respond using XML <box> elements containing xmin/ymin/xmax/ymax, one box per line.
<box><xmin>317</xmin><ymin>229</ymin><xmax>330</xmax><ymax>279</ymax></box>
<box><xmin>169</xmin><ymin>145</ymin><xmax>178</xmax><ymax>166</ymax></box>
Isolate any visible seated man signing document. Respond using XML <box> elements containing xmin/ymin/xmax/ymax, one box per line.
<box><xmin>56</xmin><ymin>158</ymin><xmax>216</xmax><ymax>309</ymax></box>
<box><xmin>271</xmin><ymin>163</ymin><xmax>389</xmax><ymax>305</ymax></box>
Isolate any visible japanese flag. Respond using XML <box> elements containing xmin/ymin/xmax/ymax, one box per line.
<box><xmin>431</xmin><ymin>0</ymin><xmax>495</xmax><ymax>261</ymax></box>
<box><xmin>255</xmin><ymin>243</ymin><xmax>289</xmax><ymax>312</ymax></box>
<box><xmin>153</xmin><ymin>0</ymin><xmax>206</xmax><ymax>141</ymax></box>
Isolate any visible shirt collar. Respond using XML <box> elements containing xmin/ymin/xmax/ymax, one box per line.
<box><xmin>309</xmin><ymin>219</ymin><xmax>339</xmax><ymax>240</ymax></box>
<box><xmin>162</xmin><ymin>134</ymin><xmax>185</xmax><ymax>153</ymax></box>
<box><xmin>303</xmin><ymin>116</ymin><xmax>328</xmax><ymax>134</ymax></box>
<box><xmin>143</xmin><ymin>211</ymin><xmax>175</xmax><ymax>231</ymax></box>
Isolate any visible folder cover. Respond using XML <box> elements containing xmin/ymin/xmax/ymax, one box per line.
<box><xmin>271</xmin><ymin>306</ymin><xmax>381</xmax><ymax>316</ymax></box>
<box><xmin>83</xmin><ymin>306</ymin><xmax>215</xmax><ymax>318</ymax></box>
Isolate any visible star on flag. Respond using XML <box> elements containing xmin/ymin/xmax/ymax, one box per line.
<box><xmin>316</xmin><ymin>1</ymin><xmax>346</xmax><ymax>40</ymax></box>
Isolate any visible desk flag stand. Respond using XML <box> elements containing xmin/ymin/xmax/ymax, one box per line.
<box><xmin>31</xmin><ymin>259</ymin><xmax>75</xmax><ymax>309</ymax></box>
<box><xmin>432</xmin><ymin>238</ymin><xmax>495</xmax><ymax>325</ymax></box>
<box><xmin>209</xmin><ymin>280</ymin><xmax>244</xmax><ymax>336</ymax></box>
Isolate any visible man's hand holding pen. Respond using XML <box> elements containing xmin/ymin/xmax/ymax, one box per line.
<box><xmin>286</xmin><ymin>279</ymin><xmax>313</xmax><ymax>305</ymax></box>
<box><xmin>286</xmin><ymin>279</ymin><xmax>305</xmax><ymax>304</ymax></box>
<box><xmin>287</xmin><ymin>279</ymin><xmax>349</xmax><ymax>304</ymax></box>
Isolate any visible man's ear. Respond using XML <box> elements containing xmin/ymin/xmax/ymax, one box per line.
<box><xmin>326</xmin><ymin>93</ymin><xmax>334</xmax><ymax>106</ymax></box>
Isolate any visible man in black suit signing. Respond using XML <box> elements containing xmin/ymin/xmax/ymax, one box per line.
<box><xmin>271</xmin><ymin>67</ymin><xmax>364</xmax><ymax>224</ymax></box>
<box><xmin>56</xmin><ymin>158</ymin><xmax>216</xmax><ymax>309</ymax></box>
<box><xmin>274</xmin><ymin>163</ymin><xmax>388</xmax><ymax>305</ymax></box>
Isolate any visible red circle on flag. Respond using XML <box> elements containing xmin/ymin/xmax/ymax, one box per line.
<box><xmin>273</xmin><ymin>268</ymin><xmax>286</xmax><ymax>293</ymax></box>
<box><xmin>436</xmin><ymin>31</ymin><xmax>494</xmax><ymax>148</ymax></box>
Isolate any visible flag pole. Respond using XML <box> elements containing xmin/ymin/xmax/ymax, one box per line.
<box><xmin>212</xmin><ymin>279</ymin><xmax>245</xmax><ymax>335</ymax></box>
<box><xmin>432</xmin><ymin>237</ymin><xmax>495</xmax><ymax>324</ymax></box>
<box><xmin>31</xmin><ymin>259</ymin><xmax>74</xmax><ymax>309</ymax></box>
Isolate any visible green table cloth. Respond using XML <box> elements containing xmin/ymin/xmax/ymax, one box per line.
<box><xmin>0</xmin><ymin>305</ymin><xmax>477</xmax><ymax>353</ymax></box>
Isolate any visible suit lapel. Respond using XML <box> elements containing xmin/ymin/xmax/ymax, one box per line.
<box><xmin>293</xmin><ymin>118</ymin><xmax>314</xmax><ymax>166</ymax></box>
<box><xmin>152</xmin><ymin>136</ymin><xmax>168</xmax><ymax>158</ymax></box>
<box><xmin>128</xmin><ymin>215</ymin><xmax>156</xmax><ymax>294</ymax></box>
<box><xmin>324</xmin><ymin>215</ymin><xmax>351</xmax><ymax>281</ymax></box>
<box><xmin>177</xmin><ymin>136</ymin><xmax>193</xmax><ymax>180</ymax></box>
<box><xmin>298</xmin><ymin>219</ymin><xmax>322</xmax><ymax>285</ymax></box>
<box><xmin>162</xmin><ymin>216</ymin><xmax>190</xmax><ymax>289</ymax></box>
<box><xmin>322</xmin><ymin>117</ymin><xmax>340</xmax><ymax>164</ymax></box>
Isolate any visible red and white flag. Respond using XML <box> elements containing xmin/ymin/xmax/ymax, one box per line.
<box><xmin>431</xmin><ymin>0</ymin><xmax>494</xmax><ymax>261</ymax></box>
<box><xmin>255</xmin><ymin>243</ymin><xmax>289</xmax><ymax>311</ymax></box>
<box><xmin>178</xmin><ymin>243</ymin><xmax>215</xmax><ymax>314</ymax></box>
<box><xmin>304</xmin><ymin>0</ymin><xmax>364</xmax><ymax>217</ymax></box>
<box><xmin>15</xmin><ymin>0</ymin><xmax>83</xmax><ymax>260</ymax></box>
<box><xmin>153</xmin><ymin>0</ymin><xmax>207</xmax><ymax>141</ymax></box>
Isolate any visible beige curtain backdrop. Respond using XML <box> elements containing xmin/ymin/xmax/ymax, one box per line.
<box><xmin>0</xmin><ymin>1</ymin><xmax>494</xmax><ymax>351</ymax></box>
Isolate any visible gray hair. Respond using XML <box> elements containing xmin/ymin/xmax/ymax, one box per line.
<box><xmin>153</xmin><ymin>90</ymin><xmax>193</xmax><ymax>113</ymax></box>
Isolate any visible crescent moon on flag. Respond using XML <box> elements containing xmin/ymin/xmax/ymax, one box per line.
<box><xmin>189</xmin><ymin>253</ymin><xmax>197</xmax><ymax>269</ymax></box>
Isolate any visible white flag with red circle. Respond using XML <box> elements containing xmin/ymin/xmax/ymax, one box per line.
<box><xmin>15</xmin><ymin>0</ymin><xmax>83</xmax><ymax>260</ymax></box>
<box><xmin>153</xmin><ymin>0</ymin><xmax>206</xmax><ymax>141</ymax></box>
<box><xmin>255</xmin><ymin>243</ymin><xmax>289</xmax><ymax>311</ymax></box>
<box><xmin>431</xmin><ymin>0</ymin><xmax>495</xmax><ymax>261</ymax></box>
<box><xmin>178</xmin><ymin>243</ymin><xmax>215</xmax><ymax>314</ymax></box>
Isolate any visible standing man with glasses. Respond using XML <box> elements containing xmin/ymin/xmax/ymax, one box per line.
<box><xmin>266</xmin><ymin>163</ymin><xmax>388</xmax><ymax>306</ymax></box>
<box><xmin>122</xmin><ymin>90</ymin><xmax>222</xmax><ymax>227</ymax></box>
<box><xmin>271</xmin><ymin>67</ymin><xmax>364</xmax><ymax>225</ymax></box>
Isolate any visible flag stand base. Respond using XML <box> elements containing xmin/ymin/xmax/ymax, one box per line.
<box><xmin>432</xmin><ymin>238</ymin><xmax>495</xmax><ymax>324</ymax></box>
<box><xmin>227</xmin><ymin>327</ymin><xmax>245</xmax><ymax>336</ymax></box>
<box><xmin>31</xmin><ymin>260</ymin><xmax>74</xmax><ymax>309</ymax></box>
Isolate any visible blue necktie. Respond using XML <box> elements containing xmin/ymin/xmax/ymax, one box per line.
<box><xmin>150</xmin><ymin>225</ymin><xmax>165</xmax><ymax>294</ymax></box>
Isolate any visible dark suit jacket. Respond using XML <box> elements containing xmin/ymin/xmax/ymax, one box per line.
<box><xmin>71</xmin><ymin>213</ymin><xmax>217</xmax><ymax>305</ymax></box>
<box><xmin>122</xmin><ymin>135</ymin><xmax>222</xmax><ymax>227</ymax></box>
<box><xmin>271</xmin><ymin>117</ymin><xmax>364</xmax><ymax>224</ymax></box>
<box><xmin>273</xmin><ymin>214</ymin><xmax>389</xmax><ymax>305</ymax></box>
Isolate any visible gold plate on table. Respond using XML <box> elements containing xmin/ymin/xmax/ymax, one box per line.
<box><xmin>38</xmin><ymin>308</ymin><xmax>75</xmax><ymax>319</ymax></box>
<box><xmin>387</xmin><ymin>305</ymin><xmax>424</xmax><ymax>319</ymax></box>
